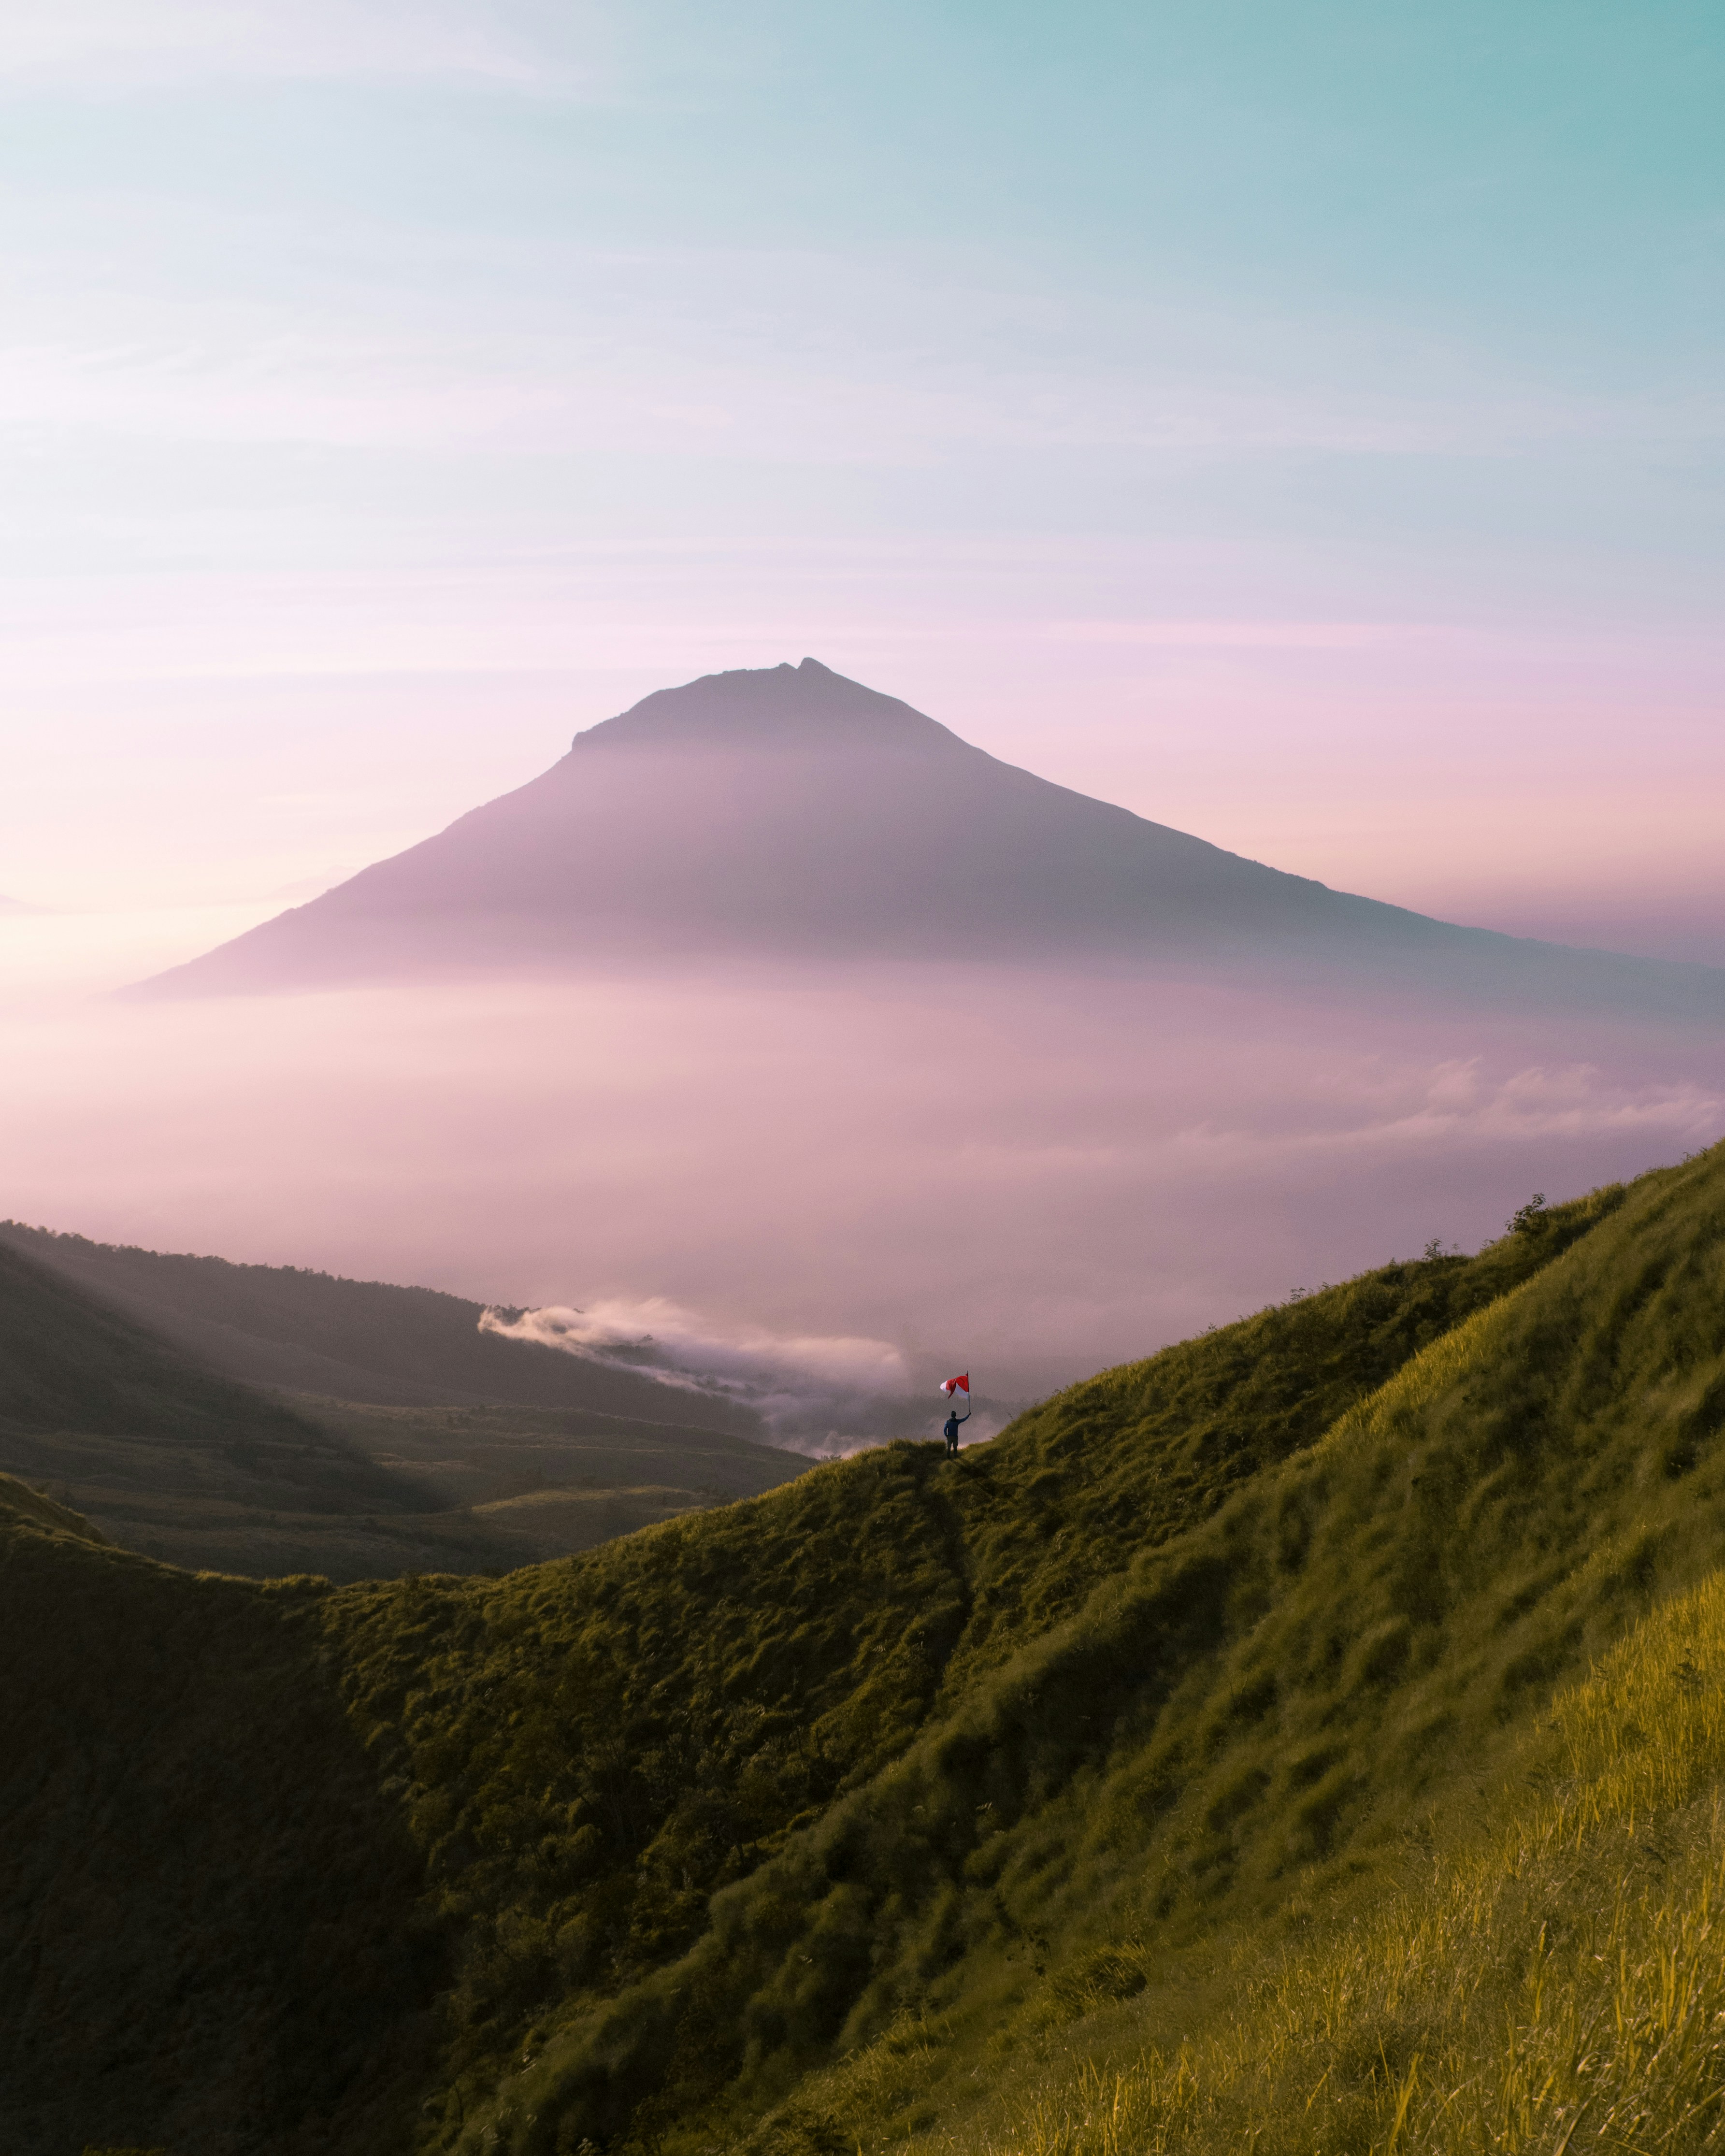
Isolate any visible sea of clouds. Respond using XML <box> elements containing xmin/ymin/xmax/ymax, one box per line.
<box><xmin>3</xmin><ymin>946</ymin><xmax>1720</xmax><ymax>1444</ymax></box>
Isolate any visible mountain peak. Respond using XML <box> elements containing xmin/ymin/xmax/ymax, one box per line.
<box><xmin>572</xmin><ymin>659</ymin><xmax>963</xmax><ymax>756</ymax></box>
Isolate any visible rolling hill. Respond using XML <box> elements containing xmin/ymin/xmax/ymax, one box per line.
<box><xmin>133</xmin><ymin>660</ymin><xmax>1725</xmax><ymax>1019</ymax></box>
<box><xmin>11</xmin><ymin>1149</ymin><xmax>1725</xmax><ymax>2152</ymax></box>
<box><xmin>0</xmin><ymin>1233</ymin><xmax>802</xmax><ymax>1580</ymax></box>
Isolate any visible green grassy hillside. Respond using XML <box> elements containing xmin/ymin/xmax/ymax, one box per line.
<box><xmin>7</xmin><ymin>1151</ymin><xmax>1725</xmax><ymax>2156</ymax></box>
<box><xmin>0</xmin><ymin>1233</ymin><xmax>469</xmax><ymax>1567</ymax></box>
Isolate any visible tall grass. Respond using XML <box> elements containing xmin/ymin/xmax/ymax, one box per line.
<box><xmin>944</xmin><ymin>1570</ymin><xmax>1725</xmax><ymax>2156</ymax></box>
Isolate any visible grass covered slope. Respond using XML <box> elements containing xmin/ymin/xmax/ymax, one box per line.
<box><xmin>7</xmin><ymin>1150</ymin><xmax>1725</xmax><ymax>2154</ymax></box>
<box><xmin>0</xmin><ymin>1234</ymin><xmax>354</xmax><ymax>1459</ymax></box>
<box><xmin>924</xmin><ymin>1184</ymin><xmax>1620</xmax><ymax>1699</ymax></box>
<box><xmin>0</xmin><ymin>1468</ymin><xmax>108</xmax><ymax>1543</ymax></box>
<box><xmin>409</xmin><ymin>1162</ymin><xmax>1725</xmax><ymax>2154</ymax></box>
<box><xmin>790</xmin><ymin>1554</ymin><xmax>1725</xmax><ymax>2156</ymax></box>
<box><xmin>305</xmin><ymin>1396</ymin><xmax>806</xmax><ymax>1546</ymax></box>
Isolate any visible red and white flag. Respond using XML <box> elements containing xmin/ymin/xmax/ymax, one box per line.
<box><xmin>939</xmin><ymin>1373</ymin><xmax>970</xmax><ymax>1397</ymax></box>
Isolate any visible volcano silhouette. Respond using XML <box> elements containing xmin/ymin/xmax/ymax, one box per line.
<box><xmin>135</xmin><ymin>659</ymin><xmax>1725</xmax><ymax>1018</ymax></box>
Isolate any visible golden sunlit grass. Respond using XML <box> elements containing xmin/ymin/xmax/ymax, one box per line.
<box><xmin>926</xmin><ymin>1571</ymin><xmax>1725</xmax><ymax>2156</ymax></box>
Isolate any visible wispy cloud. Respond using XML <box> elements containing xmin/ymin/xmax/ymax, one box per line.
<box><xmin>8</xmin><ymin>198</ymin><xmax>1715</xmax><ymax>473</ymax></box>
<box><xmin>478</xmin><ymin>1294</ymin><xmax>912</xmax><ymax>1447</ymax></box>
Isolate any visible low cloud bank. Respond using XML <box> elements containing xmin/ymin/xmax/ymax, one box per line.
<box><xmin>478</xmin><ymin>1295</ymin><xmax>920</xmax><ymax>1449</ymax></box>
<box><xmin>2</xmin><ymin>962</ymin><xmax>1722</xmax><ymax>1410</ymax></box>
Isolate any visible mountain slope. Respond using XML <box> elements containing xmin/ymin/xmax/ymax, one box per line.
<box><xmin>781</xmin><ymin>1554</ymin><xmax>1725</xmax><ymax>2156</ymax></box>
<box><xmin>15</xmin><ymin>1155</ymin><xmax>1725</xmax><ymax>2151</ymax></box>
<box><xmin>0</xmin><ymin>1221</ymin><xmax>766</xmax><ymax>1430</ymax></box>
<box><xmin>0</xmin><ymin>1235</ymin><xmax>800</xmax><ymax>1580</ymax></box>
<box><xmin>134</xmin><ymin>660</ymin><xmax>1725</xmax><ymax>1017</ymax></box>
<box><xmin>363</xmin><ymin>1169</ymin><xmax>1702</xmax><ymax>2151</ymax></box>
<box><xmin>0</xmin><ymin>1233</ymin><xmax>531</xmax><ymax>1578</ymax></box>
<box><xmin>0</xmin><ymin>1231</ymin><xmax>419</xmax><ymax>1506</ymax></box>
<box><xmin>0</xmin><ymin>1470</ymin><xmax>108</xmax><ymax>1543</ymax></box>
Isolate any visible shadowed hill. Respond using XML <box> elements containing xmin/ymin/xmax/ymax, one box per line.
<box><xmin>133</xmin><ymin>660</ymin><xmax>1725</xmax><ymax>1019</ymax></box>
<box><xmin>0</xmin><ymin>1493</ymin><xmax>441</xmax><ymax>2156</ymax></box>
<box><xmin>0</xmin><ymin>1221</ymin><xmax>766</xmax><ymax>1431</ymax></box>
<box><xmin>17</xmin><ymin>1155</ymin><xmax>1725</xmax><ymax>2150</ymax></box>
<box><xmin>0</xmin><ymin>1233</ymin><xmax>513</xmax><ymax>1578</ymax></box>
<box><xmin>0</xmin><ymin>1233</ymin><xmax>420</xmax><ymax>1509</ymax></box>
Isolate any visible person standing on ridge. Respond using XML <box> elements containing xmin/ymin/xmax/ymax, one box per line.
<box><xmin>940</xmin><ymin>1372</ymin><xmax>971</xmax><ymax>1456</ymax></box>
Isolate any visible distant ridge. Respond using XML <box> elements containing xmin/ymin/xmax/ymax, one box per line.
<box><xmin>0</xmin><ymin>1229</ymin><xmax>454</xmax><ymax>1571</ymax></box>
<box><xmin>134</xmin><ymin>659</ymin><xmax>1725</xmax><ymax>1019</ymax></box>
<box><xmin>0</xmin><ymin>1222</ymin><xmax>765</xmax><ymax>1433</ymax></box>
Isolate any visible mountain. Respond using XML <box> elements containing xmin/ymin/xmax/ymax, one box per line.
<box><xmin>135</xmin><ymin>659</ymin><xmax>1725</xmax><ymax>1017</ymax></box>
<box><xmin>10</xmin><ymin>1150</ymin><xmax>1725</xmax><ymax>2152</ymax></box>
<box><xmin>0</xmin><ymin>1231</ymin><xmax>802</xmax><ymax>1579</ymax></box>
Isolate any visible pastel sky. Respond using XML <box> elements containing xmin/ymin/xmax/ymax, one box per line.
<box><xmin>3</xmin><ymin>0</ymin><xmax>1723</xmax><ymax>973</ymax></box>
